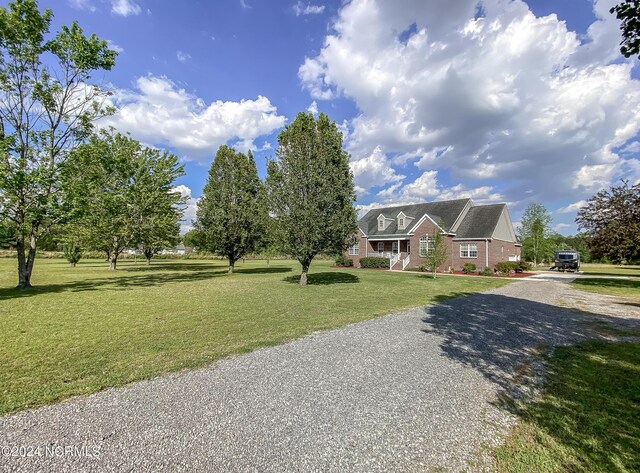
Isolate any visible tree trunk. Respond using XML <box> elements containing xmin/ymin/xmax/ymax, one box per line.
<box><xmin>70</xmin><ymin>262</ymin><xmax>76</xmax><ymax>268</ymax></box>
<box><xmin>300</xmin><ymin>262</ymin><xmax>310</xmax><ymax>286</ymax></box>
<box><xmin>16</xmin><ymin>239</ymin><xmax>32</xmax><ymax>290</ymax></box>
<box><xmin>228</xmin><ymin>261</ymin><xmax>234</xmax><ymax>274</ymax></box>
<box><xmin>143</xmin><ymin>249</ymin><xmax>153</xmax><ymax>265</ymax></box>
<box><xmin>16</xmin><ymin>233</ymin><xmax>37</xmax><ymax>290</ymax></box>
<box><xmin>109</xmin><ymin>255</ymin><xmax>118</xmax><ymax>270</ymax></box>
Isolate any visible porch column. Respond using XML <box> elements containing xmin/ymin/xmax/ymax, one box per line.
<box><xmin>485</xmin><ymin>239</ymin><xmax>489</xmax><ymax>268</ymax></box>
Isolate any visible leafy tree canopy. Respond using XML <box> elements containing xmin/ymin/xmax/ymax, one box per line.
<box><xmin>576</xmin><ymin>180</ymin><xmax>640</xmax><ymax>263</ymax></box>
<box><xmin>518</xmin><ymin>203</ymin><xmax>554</xmax><ymax>265</ymax></box>
<box><xmin>64</xmin><ymin>130</ymin><xmax>184</xmax><ymax>270</ymax></box>
<box><xmin>611</xmin><ymin>0</ymin><xmax>640</xmax><ymax>59</ymax></box>
<box><xmin>196</xmin><ymin>145</ymin><xmax>266</xmax><ymax>273</ymax></box>
<box><xmin>266</xmin><ymin>112</ymin><xmax>358</xmax><ymax>285</ymax></box>
<box><xmin>0</xmin><ymin>0</ymin><xmax>117</xmax><ymax>288</ymax></box>
<box><xmin>422</xmin><ymin>229</ymin><xmax>449</xmax><ymax>278</ymax></box>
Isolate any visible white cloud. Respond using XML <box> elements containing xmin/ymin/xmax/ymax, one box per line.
<box><xmin>569</xmin><ymin>0</ymin><xmax>622</xmax><ymax>67</ymax></box>
<box><xmin>299</xmin><ymin>0</ymin><xmax>640</xmax><ymax>205</ymax></box>
<box><xmin>100</xmin><ymin>75</ymin><xmax>286</xmax><ymax>161</ymax></box>
<box><xmin>554</xmin><ymin>223</ymin><xmax>572</xmax><ymax>232</ymax></box>
<box><xmin>111</xmin><ymin>0</ymin><xmax>141</xmax><ymax>17</ymax></box>
<box><xmin>240</xmin><ymin>0</ymin><xmax>251</xmax><ymax>9</ymax></box>
<box><xmin>176</xmin><ymin>51</ymin><xmax>191</xmax><ymax>63</ymax></box>
<box><xmin>435</xmin><ymin>183</ymin><xmax>504</xmax><ymax>204</ymax></box>
<box><xmin>307</xmin><ymin>100</ymin><xmax>318</xmax><ymax>115</ymax></box>
<box><xmin>621</xmin><ymin>141</ymin><xmax>640</xmax><ymax>154</ymax></box>
<box><xmin>557</xmin><ymin>200</ymin><xmax>587</xmax><ymax>214</ymax></box>
<box><xmin>173</xmin><ymin>185</ymin><xmax>198</xmax><ymax>234</ymax></box>
<box><xmin>399</xmin><ymin>170</ymin><xmax>439</xmax><ymax>200</ymax></box>
<box><xmin>573</xmin><ymin>163</ymin><xmax>619</xmax><ymax>192</ymax></box>
<box><xmin>373</xmin><ymin>169</ymin><xmax>504</xmax><ymax>206</ymax></box>
<box><xmin>350</xmin><ymin>145</ymin><xmax>405</xmax><ymax>191</ymax></box>
<box><xmin>107</xmin><ymin>40</ymin><xmax>124</xmax><ymax>54</ymax></box>
<box><xmin>67</xmin><ymin>0</ymin><xmax>96</xmax><ymax>12</ymax></box>
<box><xmin>294</xmin><ymin>2</ymin><xmax>325</xmax><ymax>16</ymax></box>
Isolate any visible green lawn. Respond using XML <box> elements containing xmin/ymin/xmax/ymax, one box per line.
<box><xmin>571</xmin><ymin>278</ymin><xmax>640</xmax><ymax>298</ymax></box>
<box><xmin>0</xmin><ymin>258</ymin><xmax>510</xmax><ymax>415</ymax></box>
<box><xmin>580</xmin><ymin>263</ymin><xmax>640</xmax><ymax>277</ymax></box>
<box><xmin>494</xmin><ymin>340</ymin><xmax>640</xmax><ymax>473</ymax></box>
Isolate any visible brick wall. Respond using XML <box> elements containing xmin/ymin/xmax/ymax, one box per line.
<box><xmin>407</xmin><ymin>219</ymin><xmax>453</xmax><ymax>271</ymax></box>
<box><xmin>450</xmin><ymin>239</ymin><xmax>521</xmax><ymax>270</ymax></box>
<box><xmin>344</xmin><ymin>229</ymin><xmax>521</xmax><ymax>271</ymax></box>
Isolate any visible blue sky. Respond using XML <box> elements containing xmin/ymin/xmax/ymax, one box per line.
<box><xmin>15</xmin><ymin>0</ymin><xmax>640</xmax><ymax>234</ymax></box>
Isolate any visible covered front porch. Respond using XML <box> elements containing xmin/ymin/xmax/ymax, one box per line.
<box><xmin>367</xmin><ymin>238</ymin><xmax>412</xmax><ymax>270</ymax></box>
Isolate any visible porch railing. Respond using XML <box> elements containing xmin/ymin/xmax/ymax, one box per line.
<box><xmin>389</xmin><ymin>253</ymin><xmax>400</xmax><ymax>269</ymax></box>
<box><xmin>402</xmin><ymin>254</ymin><xmax>411</xmax><ymax>270</ymax></box>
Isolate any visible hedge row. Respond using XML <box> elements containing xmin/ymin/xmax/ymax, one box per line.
<box><xmin>360</xmin><ymin>256</ymin><xmax>390</xmax><ymax>269</ymax></box>
<box><xmin>494</xmin><ymin>261</ymin><xmax>532</xmax><ymax>274</ymax></box>
<box><xmin>335</xmin><ymin>256</ymin><xmax>354</xmax><ymax>267</ymax></box>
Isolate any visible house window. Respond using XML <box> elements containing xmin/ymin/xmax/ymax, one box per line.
<box><xmin>348</xmin><ymin>243</ymin><xmax>359</xmax><ymax>256</ymax></box>
<box><xmin>419</xmin><ymin>235</ymin><xmax>434</xmax><ymax>257</ymax></box>
<box><xmin>399</xmin><ymin>217</ymin><xmax>404</xmax><ymax>229</ymax></box>
<box><xmin>377</xmin><ymin>242</ymin><xmax>384</xmax><ymax>255</ymax></box>
<box><xmin>460</xmin><ymin>243</ymin><xmax>478</xmax><ymax>258</ymax></box>
<box><xmin>378</xmin><ymin>218</ymin><xmax>384</xmax><ymax>230</ymax></box>
<box><xmin>392</xmin><ymin>241</ymin><xmax>398</xmax><ymax>254</ymax></box>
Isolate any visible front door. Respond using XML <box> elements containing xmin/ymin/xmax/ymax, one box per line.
<box><xmin>392</xmin><ymin>241</ymin><xmax>398</xmax><ymax>254</ymax></box>
<box><xmin>406</xmin><ymin>241</ymin><xmax>410</xmax><ymax>255</ymax></box>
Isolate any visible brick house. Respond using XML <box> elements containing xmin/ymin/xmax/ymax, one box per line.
<box><xmin>344</xmin><ymin>198</ymin><xmax>521</xmax><ymax>271</ymax></box>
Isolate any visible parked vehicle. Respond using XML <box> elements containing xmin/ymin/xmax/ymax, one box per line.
<box><xmin>551</xmin><ymin>250</ymin><xmax>580</xmax><ymax>272</ymax></box>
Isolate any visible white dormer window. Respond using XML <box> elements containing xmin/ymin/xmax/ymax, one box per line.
<box><xmin>378</xmin><ymin>218</ymin><xmax>384</xmax><ymax>230</ymax></box>
<box><xmin>397</xmin><ymin>212</ymin><xmax>408</xmax><ymax>230</ymax></box>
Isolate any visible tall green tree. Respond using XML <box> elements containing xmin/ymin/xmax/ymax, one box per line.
<box><xmin>0</xmin><ymin>0</ymin><xmax>117</xmax><ymax>288</ymax></box>
<box><xmin>196</xmin><ymin>146</ymin><xmax>266</xmax><ymax>273</ymax></box>
<box><xmin>518</xmin><ymin>203</ymin><xmax>553</xmax><ymax>266</ymax></box>
<box><xmin>134</xmin><ymin>150</ymin><xmax>185</xmax><ymax>265</ymax></box>
<box><xmin>610</xmin><ymin>0</ymin><xmax>640</xmax><ymax>59</ymax></box>
<box><xmin>576</xmin><ymin>180</ymin><xmax>640</xmax><ymax>263</ymax></box>
<box><xmin>266</xmin><ymin>112</ymin><xmax>358</xmax><ymax>286</ymax></box>
<box><xmin>65</xmin><ymin>131</ymin><xmax>184</xmax><ymax>270</ymax></box>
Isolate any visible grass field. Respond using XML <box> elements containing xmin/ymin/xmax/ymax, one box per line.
<box><xmin>0</xmin><ymin>258</ymin><xmax>510</xmax><ymax>415</ymax></box>
<box><xmin>572</xmin><ymin>263</ymin><xmax>640</xmax><ymax>298</ymax></box>
<box><xmin>494</xmin><ymin>340</ymin><xmax>640</xmax><ymax>473</ymax></box>
<box><xmin>580</xmin><ymin>263</ymin><xmax>640</xmax><ymax>277</ymax></box>
<box><xmin>572</xmin><ymin>278</ymin><xmax>640</xmax><ymax>298</ymax></box>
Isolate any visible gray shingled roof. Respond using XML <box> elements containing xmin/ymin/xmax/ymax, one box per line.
<box><xmin>359</xmin><ymin>199</ymin><xmax>470</xmax><ymax>236</ymax></box>
<box><xmin>454</xmin><ymin>204</ymin><xmax>506</xmax><ymax>239</ymax></box>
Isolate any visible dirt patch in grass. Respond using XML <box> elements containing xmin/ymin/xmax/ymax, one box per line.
<box><xmin>554</xmin><ymin>281</ymin><xmax>640</xmax><ymax>320</ymax></box>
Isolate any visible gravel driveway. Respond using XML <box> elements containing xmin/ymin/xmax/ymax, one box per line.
<box><xmin>1</xmin><ymin>276</ymin><xmax>638</xmax><ymax>472</ymax></box>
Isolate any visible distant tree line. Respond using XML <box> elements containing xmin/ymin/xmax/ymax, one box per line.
<box><xmin>517</xmin><ymin>180</ymin><xmax>640</xmax><ymax>266</ymax></box>
<box><xmin>517</xmin><ymin>203</ymin><xmax>591</xmax><ymax>265</ymax></box>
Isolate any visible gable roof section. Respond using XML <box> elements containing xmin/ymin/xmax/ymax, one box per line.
<box><xmin>359</xmin><ymin>199</ymin><xmax>470</xmax><ymax>236</ymax></box>
<box><xmin>454</xmin><ymin>204</ymin><xmax>506</xmax><ymax>239</ymax></box>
